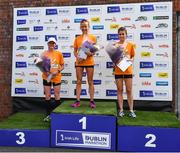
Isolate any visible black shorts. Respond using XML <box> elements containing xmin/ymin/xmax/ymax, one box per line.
<box><xmin>75</xmin><ymin>65</ymin><xmax>94</xmax><ymax>68</ymax></box>
<box><xmin>115</xmin><ymin>74</ymin><xmax>133</xmax><ymax>79</ymax></box>
<box><xmin>43</xmin><ymin>79</ymin><xmax>61</xmax><ymax>86</ymax></box>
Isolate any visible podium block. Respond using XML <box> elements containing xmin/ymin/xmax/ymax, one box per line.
<box><xmin>51</xmin><ymin>113</ymin><xmax>116</xmax><ymax>151</ymax></box>
<box><xmin>118</xmin><ymin>126</ymin><xmax>180</xmax><ymax>152</ymax></box>
<box><xmin>0</xmin><ymin>129</ymin><xmax>50</xmax><ymax>147</ymax></box>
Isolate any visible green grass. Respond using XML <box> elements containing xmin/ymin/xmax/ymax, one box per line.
<box><xmin>0</xmin><ymin>112</ymin><xmax>50</xmax><ymax>129</ymax></box>
<box><xmin>0</xmin><ymin>102</ymin><xmax>180</xmax><ymax>129</ymax></box>
<box><xmin>118</xmin><ymin>111</ymin><xmax>180</xmax><ymax>128</ymax></box>
<box><xmin>54</xmin><ymin>100</ymin><xmax>117</xmax><ymax>116</ymax></box>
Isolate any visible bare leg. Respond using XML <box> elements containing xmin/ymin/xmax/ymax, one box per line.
<box><xmin>124</xmin><ymin>78</ymin><xmax>133</xmax><ymax>111</ymax></box>
<box><xmin>115</xmin><ymin>79</ymin><xmax>124</xmax><ymax>112</ymax></box>
<box><xmin>86</xmin><ymin>67</ymin><xmax>94</xmax><ymax>101</ymax></box>
<box><xmin>76</xmin><ymin>67</ymin><xmax>84</xmax><ymax>101</ymax></box>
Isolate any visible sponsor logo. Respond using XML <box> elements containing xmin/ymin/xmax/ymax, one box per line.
<box><xmin>89</xmin><ymin>8</ymin><xmax>102</xmax><ymax>14</ymax></box>
<box><xmin>140</xmin><ymin>33</ymin><xmax>154</xmax><ymax>40</ymax></box>
<box><xmin>74</xmin><ymin>18</ymin><xmax>84</xmax><ymax>23</ymax></box>
<box><xmin>140</xmin><ymin>90</ymin><xmax>153</xmax><ymax>97</ymax></box>
<box><xmin>110</xmin><ymin>24</ymin><xmax>119</xmax><ymax>29</ymax></box>
<box><xmin>156</xmin><ymin>81</ymin><xmax>168</xmax><ymax>86</ymax></box>
<box><xmin>127</xmin><ymin>33</ymin><xmax>134</xmax><ymax>40</ymax></box>
<box><xmin>158</xmin><ymin>44</ymin><xmax>169</xmax><ymax>48</ymax></box>
<box><xmin>154</xmin><ymin>33</ymin><xmax>169</xmax><ymax>40</ymax></box>
<box><xmin>91</xmin><ymin>17</ymin><xmax>100</xmax><ymax>22</ymax></box>
<box><xmin>16</xmin><ymin>27</ymin><xmax>30</xmax><ymax>31</ymax></box>
<box><xmin>153</xmin><ymin>16</ymin><xmax>169</xmax><ymax>20</ymax></box>
<box><xmin>74</xmin><ymin>89</ymin><xmax>87</xmax><ymax>95</ymax></box>
<box><xmin>140</xmin><ymin>5</ymin><xmax>154</xmax><ymax>12</ymax></box>
<box><xmin>62</xmin><ymin>53</ymin><xmax>71</xmax><ymax>58</ymax></box>
<box><xmin>29</xmin><ymin>36</ymin><xmax>40</xmax><ymax>42</ymax></box>
<box><xmin>60</xmin><ymin>89</ymin><xmax>69</xmax><ymax>96</ymax></box>
<box><xmin>28</xmin><ymin>63</ymin><xmax>36</xmax><ymax>67</ymax></box>
<box><xmin>107</xmin><ymin>6</ymin><xmax>120</xmax><ymax>13</ymax></box>
<box><xmin>156</xmin><ymin>52</ymin><xmax>168</xmax><ymax>58</ymax></box>
<box><xmin>27</xmin><ymin>89</ymin><xmax>38</xmax><ymax>93</ymax></box>
<box><xmin>107</xmin><ymin>34</ymin><xmax>118</xmax><ymax>40</ymax></box>
<box><xmin>157</xmin><ymin>72</ymin><xmax>168</xmax><ymax>78</ymax></box>
<box><xmin>16</xmin><ymin>62</ymin><xmax>27</xmax><ymax>68</ymax></box>
<box><xmin>141</xmin><ymin>43</ymin><xmax>154</xmax><ymax>49</ymax></box>
<box><xmin>93</xmin><ymin>80</ymin><xmax>101</xmax><ymax>85</ymax></box>
<box><xmin>121</xmin><ymin>6</ymin><xmax>134</xmax><ymax>13</ymax></box>
<box><xmin>16</xmin><ymin>36</ymin><xmax>28</xmax><ymax>42</ymax></box>
<box><xmin>106</xmin><ymin>90</ymin><xmax>117</xmax><ymax>96</ymax></box>
<box><xmin>17</xmin><ymin>10</ymin><xmax>28</xmax><ymax>16</ymax></box>
<box><xmin>124</xmin><ymin>24</ymin><xmax>136</xmax><ymax>29</ymax></box>
<box><xmin>106</xmin><ymin>62</ymin><xmax>113</xmax><ymax>68</ymax></box>
<box><xmin>142</xmin><ymin>81</ymin><xmax>151</xmax><ymax>86</ymax></box>
<box><xmin>34</xmin><ymin>26</ymin><xmax>43</xmax><ymax>31</ymax></box>
<box><xmin>15</xmin><ymin>88</ymin><xmax>26</xmax><ymax>94</ymax></box>
<box><xmin>139</xmin><ymin>73</ymin><xmax>152</xmax><ymax>78</ymax></box>
<box><xmin>156</xmin><ymin>23</ymin><xmax>168</xmax><ymax>28</ymax></box>
<box><xmin>140</xmin><ymin>62</ymin><xmax>154</xmax><ymax>68</ymax></box>
<box><xmin>72</xmin><ymin>80</ymin><xmax>86</xmax><ymax>84</ymax></box>
<box><xmin>93</xmin><ymin>25</ymin><xmax>104</xmax><ymax>30</ymax></box>
<box><xmin>61</xmin><ymin>80</ymin><xmax>68</xmax><ymax>85</ymax></box>
<box><xmin>17</xmin><ymin>20</ymin><xmax>26</xmax><ymax>25</ymax></box>
<box><xmin>29</xmin><ymin>19</ymin><xmax>41</xmax><ymax>24</ymax></box>
<box><xmin>76</xmin><ymin>7</ymin><xmax>88</xmax><ymax>14</ymax></box>
<box><xmin>46</xmin><ymin>9</ymin><xmax>58</xmax><ymax>15</ymax></box>
<box><xmin>154</xmin><ymin>91</ymin><xmax>168</xmax><ymax>98</ymax></box>
<box><xmin>44</xmin><ymin>19</ymin><xmax>57</xmax><ymax>24</ymax></box>
<box><xmin>15</xmin><ymin>72</ymin><xmax>25</xmax><ymax>76</ymax></box>
<box><xmin>15</xmin><ymin>79</ymin><xmax>23</xmax><ymax>84</ymax></box>
<box><xmin>61</xmin><ymin>73</ymin><xmax>72</xmax><ymax>76</ymax></box>
<box><xmin>61</xmin><ymin>19</ymin><xmax>70</xmax><ymax>23</ymax></box>
<box><xmin>28</xmin><ymin>79</ymin><xmax>39</xmax><ymax>84</ymax></box>
<box><xmin>17</xmin><ymin>46</ymin><xmax>27</xmax><ymax>51</ymax></box>
<box><xmin>155</xmin><ymin>4</ymin><xmax>169</xmax><ymax>11</ymax></box>
<box><xmin>29</xmin><ymin>10</ymin><xmax>41</xmax><ymax>16</ymax></box>
<box><xmin>16</xmin><ymin>53</ymin><xmax>24</xmax><ymax>57</ymax></box>
<box><xmin>45</xmin><ymin>35</ymin><xmax>57</xmax><ymax>41</ymax></box>
<box><xmin>121</xmin><ymin>17</ymin><xmax>131</xmax><ymax>21</ymax></box>
<box><xmin>58</xmin><ymin>35</ymin><xmax>70</xmax><ymax>42</ymax></box>
<box><xmin>30</xmin><ymin>46</ymin><xmax>44</xmax><ymax>50</ymax></box>
<box><xmin>83</xmin><ymin>72</ymin><xmax>86</xmax><ymax>77</ymax></box>
<box><xmin>141</xmin><ymin>24</ymin><xmax>151</xmax><ymax>28</ymax></box>
<box><xmin>105</xmin><ymin>17</ymin><xmax>117</xmax><ymax>22</ymax></box>
<box><xmin>141</xmin><ymin>52</ymin><xmax>151</xmax><ymax>57</ymax></box>
<box><xmin>61</xmin><ymin>25</ymin><xmax>75</xmax><ymax>31</ymax></box>
<box><xmin>154</xmin><ymin>62</ymin><xmax>168</xmax><ymax>69</ymax></box>
<box><xmin>29</xmin><ymin>72</ymin><xmax>38</xmax><ymax>76</ymax></box>
<box><xmin>135</xmin><ymin>16</ymin><xmax>147</xmax><ymax>21</ymax></box>
<box><xmin>46</xmin><ymin>26</ymin><xmax>58</xmax><ymax>31</ymax></box>
<box><xmin>58</xmin><ymin>8</ymin><xmax>71</xmax><ymax>15</ymax></box>
<box><xmin>28</xmin><ymin>53</ymin><xmax>39</xmax><ymax>58</ymax></box>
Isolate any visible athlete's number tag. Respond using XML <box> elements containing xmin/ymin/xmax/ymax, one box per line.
<box><xmin>16</xmin><ymin>132</ymin><xmax>25</xmax><ymax>145</ymax></box>
<box><xmin>145</xmin><ymin>134</ymin><xmax>156</xmax><ymax>148</ymax></box>
<box><xmin>79</xmin><ymin>117</ymin><xmax>87</xmax><ymax>130</ymax></box>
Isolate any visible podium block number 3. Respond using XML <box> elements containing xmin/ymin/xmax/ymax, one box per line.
<box><xmin>16</xmin><ymin>132</ymin><xmax>26</xmax><ymax>145</ymax></box>
<box><xmin>145</xmin><ymin>134</ymin><xmax>156</xmax><ymax>148</ymax></box>
<box><xmin>79</xmin><ymin>117</ymin><xmax>87</xmax><ymax>130</ymax></box>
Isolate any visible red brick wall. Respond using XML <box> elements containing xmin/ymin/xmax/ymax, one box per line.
<box><xmin>0</xmin><ymin>0</ymin><xmax>179</xmax><ymax>119</ymax></box>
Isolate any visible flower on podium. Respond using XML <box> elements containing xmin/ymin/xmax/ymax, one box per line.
<box><xmin>105</xmin><ymin>41</ymin><xmax>132</xmax><ymax>72</ymax></box>
<box><xmin>34</xmin><ymin>56</ymin><xmax>57</xmax><ymax>82</ymax></box>
<box><xmin>77</xmin><ymin>40</ymin><xmax>102</xmax><ymax>61</ymax></box>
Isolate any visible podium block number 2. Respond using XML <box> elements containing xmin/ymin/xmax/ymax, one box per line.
<box><xmin>79</xmin><ymin>117</ymin><xmax>87</xmax><ymax>130</ymax></box>
<box><xmin>145</xmin><ymin>134</ymin><xmax>156</xmax><ymax>148</ymax></box>
<box><xmin>16</xmin><ymin>132</ymin><xmax>26</xmax><ymax>145</ymax></box>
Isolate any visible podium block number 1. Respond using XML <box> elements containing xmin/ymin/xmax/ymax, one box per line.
<box><xmin>145</xmin><ymin>134</ymin><xmax>156</xmax><ymax>148</ymax></box>
<box><xmin>79</xmin><ymin>117</ymin><xmax>87</xmax><ymax>130</ymax></box>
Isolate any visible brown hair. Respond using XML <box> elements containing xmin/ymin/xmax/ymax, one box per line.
<box><xmin>80</xmin><ymin>19</ymin><xmax>90</xmax><ymax>27</ymax></box>
<box><xmin>118</xmin><ymin>27</ymin><xmax>127</xmax><ymax>35</ymax></box>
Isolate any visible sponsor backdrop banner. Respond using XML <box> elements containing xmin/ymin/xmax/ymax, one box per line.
<box><xmin>11</xmin><ymin>2</ymin><xmax>172</xmax><ymax>100</ymax></box>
